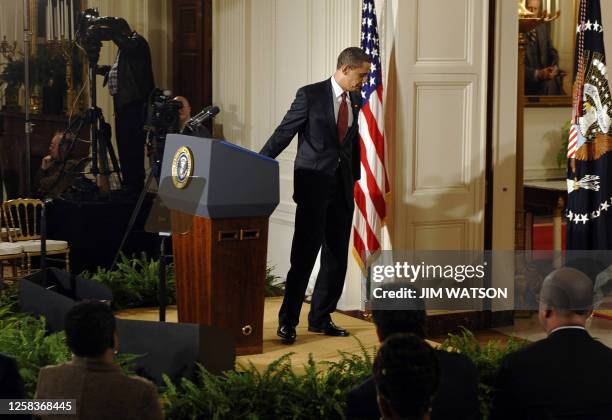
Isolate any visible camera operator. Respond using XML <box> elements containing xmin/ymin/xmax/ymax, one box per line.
<box><xmin>174</xmin><ymin>96</ymin><xmax>212</xmax><ymax>138</ymax></box>
<box><xmin>89</xmin><ymin>16</ymin><xmax>154</xmax><ymax>196</ymax></box>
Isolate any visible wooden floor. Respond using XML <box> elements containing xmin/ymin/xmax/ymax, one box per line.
<box><xmin>115</xmin><ymin>298</ymin><xmax>523</xmax><ymax>371</ymax></box>
<box><xmin>116</xmin><ymin>297</ymin><xmax>384</xmax><ymax>372</ymax></box>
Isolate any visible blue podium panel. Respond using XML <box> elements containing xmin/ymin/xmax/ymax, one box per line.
<box><xmin>159</xmin><ymin>134</ymin><xmax>279</xmax><ymax>219</ymax></box>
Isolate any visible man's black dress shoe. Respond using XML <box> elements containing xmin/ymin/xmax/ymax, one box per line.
<box><xmin>277</xmin><ymin>325</ymin><xmax>296</xmax><ymax>344</ymax></box>
<box><xmin>308</xmin><ymin>321</ymin><xmax>350</xmax><ymax>337</ymax></box>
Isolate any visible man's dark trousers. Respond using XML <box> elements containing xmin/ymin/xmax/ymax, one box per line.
<box><xmin>279</xmin><ymin>166</ymin><xmax>354</xmax><ymax>328</ymax></box>
<box><xmin>115</xmin><ymin>101</ymin><xmax>146</xmax><ymax>193</ymax></box>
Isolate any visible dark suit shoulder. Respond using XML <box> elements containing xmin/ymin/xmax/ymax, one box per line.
<box><xmin>0</xmin><ymin>354</ymin><xmax>19</xmax><ymax>371</ymax></box>
<box><xmin>436</xmin><ymin>349</ymin><xmax>477</xmax><ymax>368</ymax></box>
<box><xmin>346</xmin><ymin>376</ymin><xmax>379</xmax><ymax>420</ymax></box>
<box><xmin>301</xmin><ymin>79</ymin><xmax>331</xmax><ymax>97</ymax></box>
<box><xmin>433</xmin><ymin>350</ymin><xmax>480</xmax><ymax>420</ymax></box>
<box><xmin>347</xmin><ymin>376</ymin><xmax>375</xmax><ymax>401</ymax></box>
<box><xmin>0</xmin><ymin>354</ymin><xmax>25</xmax><ymax>399</ymax></box>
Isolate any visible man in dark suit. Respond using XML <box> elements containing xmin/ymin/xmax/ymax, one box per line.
<box><xmin>0</xmin><ymin>353</ymin><xmax>25</xmax><ymax>399</ymax></box>
<box><xmin>0</xmin><ymin>354</ymin><xmax>28</xmax><ymax>420</ymax></box>
<box><xmin>259</xmin><ymin>47</ymin><xmax>371</xmax><ymax>343</ymax></box>
<box><xmin>524</xmin><ymin>0</ymin><xmax>565</xmax><ymax>95</ymax></box>
<box><xmin>346</xmin><ymin>283</ymin><xmax>480</xmax><ymax>420</ymax></box>
<box><xmin>490</xmin><ymin>267</ymin><xmax>612</xmax><ymax>419</ymax></box>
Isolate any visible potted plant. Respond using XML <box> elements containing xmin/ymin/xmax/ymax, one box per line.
<box><xmin>0</xmin><ymin>58</ymin><xmax>24</xmax><ymax>111</ymax></box>
<box><xmin>0</xmin><ymin>44</ymin><xmax>68</xmax><ymax>114</ymax></box>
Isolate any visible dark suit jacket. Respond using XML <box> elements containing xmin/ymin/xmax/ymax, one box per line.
<box><xmin>524</xmin><ymin>24</ymin><xmax>562</xmax><ymax>95</ymax></box>
<box><xmin>346</xmin><ymin>349</ymin><xmax>481</xmax><ymax>420</ymax></box>
<box><xmin>259</xmin><ymin>79</ymin><xmax>361</xmax><ymax>203</ymax></box>
<box><xmin>113</xmin><ymin>32</ymin><xmax>155</xmax><ymax>111</ymax></box>
<box><xmin>35</xmin><ymin>357</ymin><xmax>163</xmax><ymax>420</ymax></box>
<box><xmin>0</xmin><ymin>353</ymin><xmax>25</xmax><ymax>399</ymax></box>
<box><xmin>490</xmin><ymin>328</ymin><xmax>612</xmax><ymax>419</ymax></box>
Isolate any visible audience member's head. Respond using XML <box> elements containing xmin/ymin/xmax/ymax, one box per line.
<box><xmin>372</xmin><ymin>282</ymin><xmax>427</xmax><ymax>342</ymax></box>
<box><xmin>46</xmin><ymin>131</ymin><xmax>75</xmax><ymax>163</ymax></box>
<box><xmin>374</xmin><ymin>333</ymin><xmax>439</xmax><ymax>420</ymax></box>
<box><xmin>65</xmin><ymin>301</ymin><xmax>117</xmax><ymax>361</ymax></box>
<box><xmin>538</xmin><ymin>267</ymin><xmax>594</xmax><ymax>334</ymax></box>
<box><xmin>174</xmin><ymin>95</ymin><xmax>192</xmax><ymax>125</ymax></box>
<box><xmin>48</xmin><ymin>131</ymin><xmax>64</xmax><ymax>161</ymax></box>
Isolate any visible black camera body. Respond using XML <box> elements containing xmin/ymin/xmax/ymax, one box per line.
<box><xmin>144</xmin><ymin>89</ymin><xmax>183</xmax><ymax>136</ymax></box>
<box><xmin>76</xmin><ymin>8</ymin><xmax>115</xmax><ymax>45</ymax></box>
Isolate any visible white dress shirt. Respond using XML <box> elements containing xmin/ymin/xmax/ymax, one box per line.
<box><xmin>331</xmin><ymin>75</ymin><xmax>353</xmax><ymax>128</ymax></box>
<box><xmin>548</xmin><ymin>325</ymin><xmax>587</xmax><ymax>335</ymax></box>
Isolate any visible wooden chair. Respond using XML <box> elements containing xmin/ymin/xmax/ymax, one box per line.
<box><xmin>0</xmin><ymin>206</ymin><xmax>25</xmax><ymax>280</ymax></box>
<box><xmin>3</xmin><ymin>198</ymin><xmax>70</xmax><ymax>273</ymax></box>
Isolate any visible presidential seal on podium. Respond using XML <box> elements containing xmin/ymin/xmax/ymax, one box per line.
<box><xmin>171</xmin><ymin>146</ymin><xmax>194</xmax><ymax>189</ymax></box>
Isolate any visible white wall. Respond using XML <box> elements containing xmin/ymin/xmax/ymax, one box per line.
<box><xmin>523</xmin><ymin>107</ymin><xmax>568</xmax><ymax>180</ymax></box>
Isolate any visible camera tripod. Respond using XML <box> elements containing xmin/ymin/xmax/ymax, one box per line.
<box><xmin>81</xmin><ymin>37</ymin><xmax>123</xmax><ymax>192</ymax></box>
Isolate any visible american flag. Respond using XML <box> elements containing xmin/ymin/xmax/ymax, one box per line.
<box><xmin>353</xmin><ymin>0</ymin><xmax>390</xmax><ymax>270</ymax></box>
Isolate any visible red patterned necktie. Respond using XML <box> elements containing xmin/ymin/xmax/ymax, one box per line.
<box><xmin>337</xmin><ymin>91</ymin><xmax>348</xmax><ymax>144</ymax></box>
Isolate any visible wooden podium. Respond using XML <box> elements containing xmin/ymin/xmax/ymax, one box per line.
<box><xmin>159</xmin><ymin>134</ymin><xmax>279</xmax><ymax>355</ymax></box>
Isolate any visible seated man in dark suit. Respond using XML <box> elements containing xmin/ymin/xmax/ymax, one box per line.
<box><xmin>0</xmin><ymin>354</ymin><xmax>29</xmax><ymax>420</ymax></box>
<box><xmin>490</xmin><ymin>267</ymin><xmax>612</xmax><ymax>419</ymax></box>
<box><xmin>35</xmin><ymin>301</ymin><xmax>163</xmax><ymax>420</ymax></box>
<box><xmin>346</xmin><ymin>283</ymin><xmax>480</xmax><ymax>420</ymax></box>
<box><xmin>374</xmin><ymin>333</ymin><xmax>439</xmax><ymax>420</ymax></box>
<box><xmin>36</xmin><ymin>131</ymin><xmax>81</xmax><ymax>199</ymax></box>
<box><xmin>0</xmin><ymin>353</ymin><xmax>25</xmax><ymax>398</ymax></box>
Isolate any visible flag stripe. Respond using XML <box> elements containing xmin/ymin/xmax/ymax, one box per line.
<box><xmin>353</xmin><ymin>0</ymin><xmax>389</xmax><ymax>270</ymax></box>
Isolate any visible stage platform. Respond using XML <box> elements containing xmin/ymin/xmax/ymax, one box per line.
<box><xmin>116</xmin><ymin>297</ymin><xmax>383</xmax><ymax>372</ymax></box>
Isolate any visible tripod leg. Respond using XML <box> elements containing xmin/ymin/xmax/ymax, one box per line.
<box><xmin>96</xmin><ymin>123</ymin><xmax>111</xmax><ymax>193</ymax></box>
<box><xmin>105</xmin><ymin>135</ymin><xmax>123</xmax><ymax>186</ymax></box>
<box><xmin>110</xmin><ymin>164</ymin><xmax>157</xmax><ymax>270</ymax></box>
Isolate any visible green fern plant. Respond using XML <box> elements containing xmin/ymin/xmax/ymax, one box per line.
<box><xmin>161</xmin><ymin>340</ymin><xmax>374</xmax><ymax>419</ymax></box>
<box><xmin>81</xmin><ymin>253</ymin><xmax>176</xmax><ymax>310</ymax></box>
<box><xmin>265</xmin><ymin>264</ymin><xmax>285</xmax><ymax>297</ymax></box>
<box><xmin>438</xmin><ymin>327</ymin><xmax>528</xmax><ymax>418</ymax></box>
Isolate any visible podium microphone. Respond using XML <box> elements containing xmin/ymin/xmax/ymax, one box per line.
<box><xmin>185</xmin><ymin>105</ymin><xmax>220</xmax><ymax>133</ymax></box>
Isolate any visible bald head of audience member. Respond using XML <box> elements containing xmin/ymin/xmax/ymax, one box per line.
<box><xmin>173</xmin><ymin>95</ymin><xmax>192</xmax><ymax>128</ymax></box>
<box><xmin>538</xmin><ymin>267</ymin><xmax>594</xmax><ymax>334</ymax></box>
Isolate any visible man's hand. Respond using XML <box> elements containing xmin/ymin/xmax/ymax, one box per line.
<box><xmin>41</xmin><ymin>155</ymin><xmax>53</xmax><ymax>171</ymax></box>
<box><xmin>96</xmin><ymin>64</ymin><xmax>111</xmax><ymax>76</ymax></box>
<box><xmin>536</xmin><ymin>66</ymin><xmax>558</xmax><ymax>81</ymax></box>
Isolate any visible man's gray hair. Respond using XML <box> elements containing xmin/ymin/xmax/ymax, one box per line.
<box><xmin>337</xmin><ymin>47</ymin><xmax>371</xmax><ymax>70</ymax></box>
<box><xmin>540</xmin><ymin>267</ymin><xmax>594</xmax><ymax>316</ymax></box>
